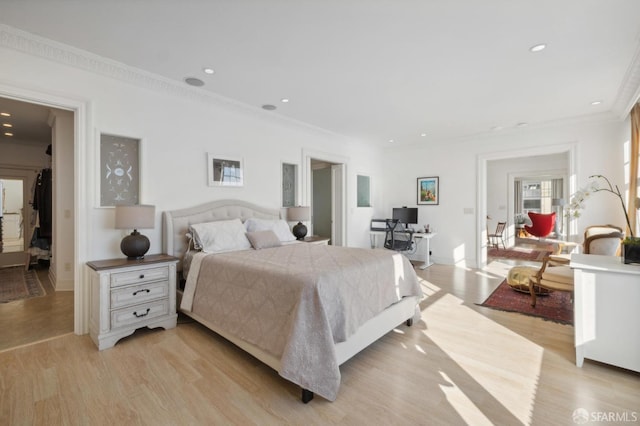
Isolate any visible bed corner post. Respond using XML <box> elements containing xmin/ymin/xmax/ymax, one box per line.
<box><xmin>301</xmin><ymin>388</ymin><xmax>314</xmax><ymax>403</ymax></box>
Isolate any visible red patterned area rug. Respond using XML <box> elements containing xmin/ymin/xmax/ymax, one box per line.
<box><xmin>478</xmin><ymin>280</ymin><xmax>573</xmax><ymax>325</ymax></box>
<box><xmin>488</xmin><ymin>247</ymin><xmax>552</xmax><ymax>262</ymax></box>
<box><xmin>0</xmin><ymin>266</ymin><xmax>46</xmax><ymax>303</ymax></box>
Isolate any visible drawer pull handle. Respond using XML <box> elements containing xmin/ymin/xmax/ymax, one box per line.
<box><xmin>133</xmin><ymin>309</ymin><xmax>151</xmax><ymax>318</ymax></box>
<box><xmin>139</xmin><ymin>274</ymin><xmax>145</xmax><ymax>279</ymax></box>
<box><xmin>133</xmin><ymin>289</ymin><xmax>151</xmax><ymax>296</ymax></box>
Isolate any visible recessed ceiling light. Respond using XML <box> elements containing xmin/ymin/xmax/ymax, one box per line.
<box><xmin>591</xmin><ymin>100</ymin><xmax>602</xmax><ymax>106</ymax></box>
<box><xmin>184</xmin><ymin>77</ymin><xmax>205</xmax><ymax>87</ymax></box>
<box><xmin>529</xmin><ymin>43</ymin><xmax>546</xmax><ymax>52</ymax></box>
<box><xmin>280</xmin><ymin>98</ymin><xmax>289</xmax><ymax>103</ymax></box>
<box><xmin>420</xmin><ymin>133</ymin><xmax>427</xmax><ymax>137</ymax></box>
<box><xmin>389</xmin><ymin>139</ymin><xmax>395</xmax><ymax>143</ymax></box>
<box><xmin>262</xmin><ymin>104</ymin><xmax>277</xmax><ymax>111</ymax></box>
<box><xmin>491</xmin><ymin>126</ymin><xmax>503</xmax><ymax>131</ymax></box>
<box><xmin>4</xmin><ymin>132</ymin><xmax>13</xmax><ymax>136</ymax></box>
<box><xmin>2</xmin><ymin>123</ymin><xmax>12</xmax><ymax>127</ymax></box>
<box><xmin>203</xmin><ymin>68</ymin><xmax>215</xmax><ymax>75</ymax></box>
<box><xmin>517</xmin><ymin>122</ymin><xmax>528</xmax><ymax>127</ymax></box>
<box><xmin>0</xmin><ymin>112</ymin><xmax>10</xmax><ymax>117</ymax></box>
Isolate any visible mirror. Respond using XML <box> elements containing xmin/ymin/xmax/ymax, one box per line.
<box><xmin>0</xmin><ymin>178</ymin><xmax>25</xmax><ymax>253</ymax></box>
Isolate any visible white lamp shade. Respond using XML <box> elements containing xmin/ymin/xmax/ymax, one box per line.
<box><xmin>115</xmin><ymin>205</ymin><xmax>155</xmax><ymax>230</ymax></box>
<box><xmin>287</xmin><ymin>206</ymin><xmax>310</xmax><ymax>222</ymax></box>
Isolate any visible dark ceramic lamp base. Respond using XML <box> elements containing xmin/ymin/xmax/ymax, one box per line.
<box><xmin>293</xmin><ymin>222</ymin><xmax>307</xmax><ymax>241</ymax></box>
<box><xmin>120</xmin><ymin>230</ymin><xmax>150</xmax><ymax>260</ymax></box>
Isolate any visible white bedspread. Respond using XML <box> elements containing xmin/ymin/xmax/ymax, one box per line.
<box><xmin>181</xmin><ymin>244</ymin><xmax>422</xmax><ymax>401</ymax></box>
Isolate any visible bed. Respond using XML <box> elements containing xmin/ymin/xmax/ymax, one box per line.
<box><xmin>162</xmin><ymin>199</ymin><xmax>422</xmax><ymax>402</ymax></box>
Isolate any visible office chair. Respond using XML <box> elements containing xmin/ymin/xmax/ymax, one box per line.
<box><xmin>383</xmin><ymin>219</ymin><xmax>414</xmax><ymax>252</ymax></box>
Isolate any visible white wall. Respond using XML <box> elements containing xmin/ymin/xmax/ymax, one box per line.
<box><xmin>381</xmin><ymin>119</ymin><xmax>630</xmax><ymax>267</ymax></box>
<box><xmin>0</xmin><ymin>44</ymin><xmax>384</xmax><ymax>268</ymax></box>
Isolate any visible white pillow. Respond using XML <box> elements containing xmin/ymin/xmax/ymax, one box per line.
<box><xmin>244</xmin><ymin>218</ymin><xmax>296</xmax><ymax>242</ymax></box>
<box><xmin>189</xmin><ymin>219</ymin><xmax>251</xmax><ymax>253</ymax></box>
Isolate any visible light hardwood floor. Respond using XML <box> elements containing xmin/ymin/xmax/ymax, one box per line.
<box><xmin>0</xmin><ymin>265</ymin><xmax>74</xmax><ymax>352</ymax></box>
<box><xmin>1</xmin><ymin>260</ymin><xmax>638</xmax><ymax>425</ymax></box>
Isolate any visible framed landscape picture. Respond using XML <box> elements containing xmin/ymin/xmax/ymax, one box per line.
<box><xmin>208</xmin><ymin>154</ymin><xmax>244</xmax><ymax>187</ymax></box>
<box><xmin>417</xmin><ymin>176</ymin><xmax>439</xmax><ymax>205</ymax></box>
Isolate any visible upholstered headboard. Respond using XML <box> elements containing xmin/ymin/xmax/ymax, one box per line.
<box><xmin>162</xmin><ymin>199</ymin><xmax>282</xmax><ymax>270</ymax></box>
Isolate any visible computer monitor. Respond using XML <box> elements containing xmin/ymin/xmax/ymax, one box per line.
<box><xmin>392</xmin><ymin>207</ymin><xmax>418</xmax><ymax>225</ymax></box>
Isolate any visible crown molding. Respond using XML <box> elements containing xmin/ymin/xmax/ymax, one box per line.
<box><xmin>612</xmin><ymin>38</ymin><xmax>640</xmax><ymax>118</ymax></box>
<box><xmin>0</xmin><ymin>24</ymin><xmax>355</xmax><ymax>143</ymax></box>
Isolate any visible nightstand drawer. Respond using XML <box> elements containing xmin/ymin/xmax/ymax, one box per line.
<box><xmin>110</xmin><ymin>280</ymin><xmax>169</xmax><ymax>309</ymax></box>
<box><xmin>111</xmin><ymin>299</ymin><xmax>170</xmax><ymax>330</ymax></box>
<box><xmin>110</xmin><ymin>266</ymin><xmax>169</xmax><ymax>287</ymax></box>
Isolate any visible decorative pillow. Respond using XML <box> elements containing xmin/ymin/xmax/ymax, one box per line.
<box><xmin>244</xmin><ymin>218</ymin><xmax>296</xmax><ymax>242</ymax></box>
<box><xmin>189</xmin><ymin>218</ymin><xmax>251</xmax><ymax>253</ymax></box>
<box><xmin>246</xmin><ymin>230</ymin><xmax>282</xmax><ymax>250</ymax></box>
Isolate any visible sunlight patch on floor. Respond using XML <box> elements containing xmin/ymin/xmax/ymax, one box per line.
<box><xmin>422</xmin><ymin>292</ymin><xmax>543</xmax><ymax>424</ymax></box>
<box><xmin>439</xmin><ymin>371</ymin><xmax>493</xmax><ymax>426</ymax></box>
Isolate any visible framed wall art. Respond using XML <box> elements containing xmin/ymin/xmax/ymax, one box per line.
<box><xmin>282</xmin><ymin>162</ymin><xmax>297</xmax><ymax>207</ymax></box>
<box><xmin>208</xmin><ymin>154</ymin><xmax>244</xmax><ymax>187</ymax></box>
<box><xmin>357</xmin><ymin>174</ymin><xmax>371</xmax><ymax>207</ymax></box>
<box><xmin>99</xmin><ymin>133</ymin><xmax>141</xmax><ymax>207</ymax></box>
<box><xmin>417</xmin><ymin>176</ymin><xmax>439</xmax><ymax>205</ymax></box>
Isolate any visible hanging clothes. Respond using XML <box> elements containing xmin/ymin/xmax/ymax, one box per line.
<box><xmin>31</xmin><ymin>168</ymin><xmax>52</xmax><ymax>247</ymax></box>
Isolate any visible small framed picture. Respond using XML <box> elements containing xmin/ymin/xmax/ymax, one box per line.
<box><xmin>208</xmin><ymin>154</ymin><xmax>244</xmax><ymax>187</ymax></box>
<box><xmin>417</xmin><ymin>176</ymin><xmax>439</xmax><ymax>205</ymax></box>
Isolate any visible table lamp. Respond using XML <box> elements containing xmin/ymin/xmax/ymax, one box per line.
<box><xmin>287</xmin><ymin>206</ymin><xmax>310</xmax><ymax>240</ymax></box>
<box><xmin>115</xmin><ymin>204</ymin><xmax>155</xmax><ymax>259</ymax></box>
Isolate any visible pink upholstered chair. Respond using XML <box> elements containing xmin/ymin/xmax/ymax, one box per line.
<box><xmin>524</xmin><ymin>212</ymin><xmax>556</xmax><ymax>239</ymax></box>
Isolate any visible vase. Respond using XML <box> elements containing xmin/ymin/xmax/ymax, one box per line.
<box><xmin>622</xmin><ymin>238</ymin><xmax>640</xmax><ymax>265</ymax></box>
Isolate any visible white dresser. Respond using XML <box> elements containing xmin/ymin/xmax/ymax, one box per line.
<box><xmin>87</xmin><ymin>254</ymin><xmax>178</xmax><ymax>350</ymax></box>
<box><xmin>571</xmin><ymin>254</ymin><xmax>640</xmax><ymax>372</ymax></box>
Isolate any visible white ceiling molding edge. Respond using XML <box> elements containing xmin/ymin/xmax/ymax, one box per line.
<box><xmin>0</xmin><ymin>24</ymin><xmax>358</xmax><ymax>143</ymax></box>
<box><xmin>611</xmin><ymin>39</ymin><xmax>640</xmax><ymax>118</ymax></box>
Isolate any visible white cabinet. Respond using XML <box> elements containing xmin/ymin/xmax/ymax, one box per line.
<box><xmin>571</xmin><ymin>254</ymin><xmax>640</xmax><ymax>372</ymax></box>
<box><xmin>87</xmin><ymin>254</ymin><xmax>178</xmax><ymax>350</ymax></box>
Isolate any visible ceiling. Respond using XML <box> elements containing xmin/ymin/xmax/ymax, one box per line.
<box><xmin>2</xmin><ymin>0</ymin><xmax>640</xmax><ymax>147</ymax></box>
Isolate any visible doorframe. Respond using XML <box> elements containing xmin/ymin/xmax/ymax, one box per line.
<box><xmin>476</xmin><ymin>142</ymin><xmax>578</xmax><ymax>268</ymax></box>
<box><xmin>302</xmin><ymin>149</ymin><xmax>348</xmax><ymax>246</ymax></box>
<box><xmin>0</xmin><ymin>83</ymin><xmax>91</xmax><ymax>335</ymax></box>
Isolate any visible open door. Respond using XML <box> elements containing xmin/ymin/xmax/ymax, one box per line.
<box><xmin>306</xmin><ymin>152</ymin><xmax>347</xmax><ymax>246</ymax></box>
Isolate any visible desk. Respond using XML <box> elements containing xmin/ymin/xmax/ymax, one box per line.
<box><xmin>370</xmin><ymin>230</ymin><xmax>436</xmax><ymax>269</ymax></box>
<box><xmin>413</xmin><ymin>232</ymin><xmax>436</xmax><ymax>269</ymax></box>
<box><xmin>571</xmin><ymin>254</ymin><xmax>640</xmax><ymax>372</ymax></box>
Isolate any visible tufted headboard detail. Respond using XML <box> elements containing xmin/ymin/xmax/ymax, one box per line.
<box><xmin>162</xmin><ymin>199</ymin><xmax>282</xmax><ymax>270</ymax></box>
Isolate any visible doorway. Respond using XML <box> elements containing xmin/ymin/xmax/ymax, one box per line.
<box><xmin>0</xmin><ymin>93</ymin><xmax>76</xmax><ymax>349</ymax></box>
<box><xmin>304</xmin><ymin>150</ymin><xmax>347</xmax><ymax>246</ymax></box>
<box><xmin>477</xmin><ymin>144</ymin><xmax>577</xmax><ymax>268</ymax></box>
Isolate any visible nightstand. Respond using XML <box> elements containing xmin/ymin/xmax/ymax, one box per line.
<box><xmin>303</xmin><ymin>235</ymin><xmax>330</xmax><ymax>245</ymax></box>
<box><xmin>86</xmin><ymin>254</ymin><xmax>179</xmax><ymax>350</ymax></box>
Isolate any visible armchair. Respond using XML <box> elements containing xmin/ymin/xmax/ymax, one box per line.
<box><xmin>529</xmin><ymin>255</ymin><xmax>573</xmax><ymax>307</ymax></box>
<box><xmin>524</xmin><ymin>212</ymin><xmax>556</xmax><ymax>239</ymax></box>
<box><xmin>583</xmin><ymin>225</ymin><xmax>624</xmax><ymax>255</ymax></box>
